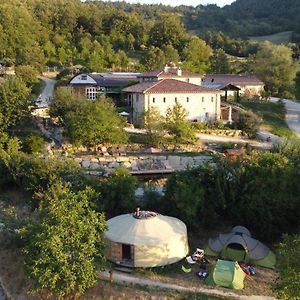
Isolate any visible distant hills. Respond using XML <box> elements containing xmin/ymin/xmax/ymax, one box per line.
<box><xmin>184</xmin><ymin>0</ymin><xmax>300</xmax><ymax>39</ymax></box>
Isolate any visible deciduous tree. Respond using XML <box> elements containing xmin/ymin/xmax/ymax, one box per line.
<box><xmin>21</xmin><ymin>180</ymin><xmax>107</xmax><ymax>299</ymax></box>
<box><xmin>0</xmin><ymin>76</ymin><xmax>31</xmax><ymax>130</ymax></box>
<box><xmin>65</xmin><ymin>97</ymin><xmax>128</xmax><ymax>146</ymax></box>
<box><xmin>165</xmin><ymin>102</ymin><xmax>196</xmax><ymax>146</ymax></box>
<box><xmin>182</xmin><ymin>36</ymin><xmax>211</xmax><ymax>73</ymax></box>
<box><xmin>253</xmin><ymin>42</ymin><xmax>297</xmax><ymax>96</ymax></box>
<box><xmin>142</xmin><ymin>107</ymin><xmax>165</xmax><ymax>147</ymax></box>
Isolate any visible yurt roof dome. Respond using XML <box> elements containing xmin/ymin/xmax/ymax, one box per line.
<box><xmin>105</xmin><ymin>211</ymin><xmax>187</xmax><ymax>246</ymax></box>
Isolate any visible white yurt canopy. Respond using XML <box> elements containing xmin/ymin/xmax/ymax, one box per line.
<box><xmin>105</xmin><ymin>211</ymin><xmax>187</xmax><ymax>246</ymax></box>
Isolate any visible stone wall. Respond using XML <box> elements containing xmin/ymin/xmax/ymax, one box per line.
<box><xmin>73</xmin><ymin>154</ymin><xmax>213</xmax><ymax>175</ymax></box>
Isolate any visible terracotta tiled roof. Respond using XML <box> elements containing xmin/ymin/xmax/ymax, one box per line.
<box><xmin>203</xmin><ymin>74</ymin><xmax>264</xmax><ymax>86</ymax></box>
<box><xmin>138</xmin><ymin>67</ymin><xmax>203</xmax><ymax>78</ymax></box>
<box><xmin>122</xmin><ymin>79</ymin><xmax>222</xmax><ymax>94</ymax></box>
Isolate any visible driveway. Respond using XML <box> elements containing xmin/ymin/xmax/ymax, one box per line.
<box><xmin>269</xmin><ymin>97</ymin><xmax>300</xmax><ymax>137</ymax></box>
<box><xmin>37</xmin><ymin>77</ymin><xmax>56</xmax><ymax>107</ymax></box>
<box><xmin>283</xmin><ymin>99</ymin><xmax>300</xmax><ymax>137</ymax></box>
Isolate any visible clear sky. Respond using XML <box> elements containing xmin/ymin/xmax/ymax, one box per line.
<box><xmin>101</xmin><ymin>0</ymin><xmax>234</xmax><ymax>7</ymax></box>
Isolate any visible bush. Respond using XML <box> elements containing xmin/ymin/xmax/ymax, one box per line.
<box><xmin>56</xmin><ymin>68</ymin><xmax>71</xmax><ymax>80</ymax></box>
<box><xmin>23</xmin><ymin>134</ymin><xmax>45</xmax><ymax>154</ymax></box>
<box><xmin>236</xmin><ymin>110</ymin><xmax>262</xmax><ymax>137</ymax></box>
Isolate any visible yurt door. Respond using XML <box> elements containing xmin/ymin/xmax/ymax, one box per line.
<box><xmin>122</xmin><ymin>244</ymin><xmax>134</xmax><ymax>266</ymax></box>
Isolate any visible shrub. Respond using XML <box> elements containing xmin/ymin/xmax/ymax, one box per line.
<box><xmin>236</xmin><ymin>110</ymin><xmax>262</xmax><ymax>137</ymax></box>
<box><xmin>23</xmin><ymin>134</ymin><xmax>45</xmax><ymax>154</ymax></box>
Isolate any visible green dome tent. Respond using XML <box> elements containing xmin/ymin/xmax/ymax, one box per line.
<box><xmin>204</xmin><ymin>226</ymin><xmax>276</xmax><ymax>269</ymax></box>
<box><xmin>205</xmin><ymin>259</ymin><xmax>246</xmax><ymax>289</ymax></box>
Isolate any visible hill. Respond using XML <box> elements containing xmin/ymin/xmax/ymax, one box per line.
<box><xmin>184</xmin><ymin>0</ymin><xmax>300</xmax><ymax>39</ymax></box>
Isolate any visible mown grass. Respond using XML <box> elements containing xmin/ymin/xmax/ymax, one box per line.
<box><xmin>249</xmin><ymin>31</ymin><xmax>292</xmax><ymax>44</ymax></box>
<box><xmin>240</xmin><ymin>100</ymin><xmax>293</xmax><ymax>138</ymax></box>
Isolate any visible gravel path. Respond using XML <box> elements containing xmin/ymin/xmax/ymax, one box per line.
<box><xmin>99</xmin><ymin>270</ymin><xmax>276</xmax><ymax>300</ymax></box>
<box><xmin>283</xmin><ymin>99</ymin><xmax>300</xmax><ymax>137</ymax></box>
<box><xmin>37</xmin><ymin>76</ymin><xmax>56</xmax><ymax>107</ymax></box>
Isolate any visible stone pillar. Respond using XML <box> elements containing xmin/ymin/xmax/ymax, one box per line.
<box><xmin>228</xmin><ymin>106</ymin><xmax>232</xmax><ymax>124</ymax></box>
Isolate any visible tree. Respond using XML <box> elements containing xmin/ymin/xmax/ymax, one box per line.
<box><xmin>274</xmin><ymin>234</ymin><xmax>300</xmax><ymax>299</ymax></box>
<box><xmin>253</xmin><ymin>42</ymin><xmax>297</xmax><ymax>96</ymax></box>
<box><xmin>163</xmin><ymin>169</ymin><xmax>205</xmax><ymax>227</ymax></box>
<box><xmin>148</xmin><ymin>14</ymin><xmax>187</xmax><ymax>51</ymax></box>
<box><xmin>210</xmin><ymin>48</ymin><xmax>231</xmax><ymax>74</ymax></box>
<box><xmin>142</xmin><ymin>107</ymin><xmax>165</xmax><ymax>147</ymax></box>
<box><xmin>230</xmin><ymin>151</ymin><xmax>300</xmax><ymax>241</ymax></box>
<box><xmin>0</xmin><ymin>76</ymin><xmax>31</xmax><ymax>131</ymax></box>
<box><xmin>50</xmin><ymin>89</ymin><xmax>86</xmax><ymax>121</ymax></box>
<box><xmin>294</xmin><ymin>71</ymin><xmax>300</xmax><ymax>101</ymax></box>
<box><xmin>182</xmin><ymin>36</ymin><xmax>211</xmax><ymax>73</ymax></box>
<box><xmin>21</xmin><ymin>180</ymin><xmax>107</xmax><ymax>299</ymax></box>
<box><xmin>140</xmin><ymin>46</ymin><xmax>166</xmax><ymax>71</ymax></box>
<box><xmin>15</xmin><ymin>65</ymin><xmax>39</xmax><ymax>87</ymax></box>
<box><xmin>165</xmin><ymin>102</ymin><xmax>196</xmax><ymax>146</ymax></box>
<box><xmin>99</xmin><ymin>168</ymin><xmax>137</xmax><ymax>216</ymax></box>
<box><xmin>65</xmin><ymin>97</ymin><xmax>128</xmax><ymax>146</ymax></box>
<box><xmin>162</xmin><ymin>44</ymin><xmax>180</xmax><ymax>65</ymax></box>
<box><xmin>163</xmin><ymin>164</ymin><xmax>227</xmax><ymax>228</ymax></box>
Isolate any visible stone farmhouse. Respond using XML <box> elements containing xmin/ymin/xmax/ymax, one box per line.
<box><xmin>123</xmin><ymin>76</ymin><xmax>222</xmax><ymax>125</ymax></box>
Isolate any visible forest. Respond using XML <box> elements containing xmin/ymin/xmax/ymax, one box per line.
<box><xmin>1</xmin><ymin>1</ymin><xmax>300</xmax><ymax>298</ymax></box>
<box><xmin>1</xmin><ymin>0</ymin><xmax>300</xmax><ymax>73</ymax></box>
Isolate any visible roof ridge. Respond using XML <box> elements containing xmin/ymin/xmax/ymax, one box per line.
<box><xmin>143</xmin><ymin>79</ymin><xmax>165</xmax><ymax>93</ymax></box>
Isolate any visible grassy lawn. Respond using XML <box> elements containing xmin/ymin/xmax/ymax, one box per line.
<box><xmin>240</xmin><ymin>100</ymin><xmax>293</xmax><ymax>137</ymax></box>
<box><xmin>249</xmin><ymin>31</ymin><xmax>292</xmax><ymax>44</ymax></box>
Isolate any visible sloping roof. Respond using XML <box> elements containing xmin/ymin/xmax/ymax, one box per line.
<box><xmin>69</xmin><ymin>72</ymin><xmax>138</xmax><ymax>88</ymax></box>
<box><xmin>89</xmin><ymin>73</ymin><xmax>133</xmax><ymax>87</ymax></box>
<box><xmin>202</xmin><ymin>82</ymin><xmax>241</xmax><ymax>91</ymax></box>
<box><xmin>138</xmin><ymin>67</ymin><xmax>203</xmax><ymax>78</ymax></box>
<box><xmin>123</xmin><ymin>79</ymin><xmax>222</xmax><ymax>94</ymax></box>
<box><xmin>203</xmin><ymin>74</ymin><xmax>264</xmax><ymax>86</ymax></box>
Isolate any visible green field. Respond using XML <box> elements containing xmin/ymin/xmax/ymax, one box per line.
<box><xmin>249</xmin><ymin>31</ymin><xmax>292</xmax><ymax>44</ymax></box>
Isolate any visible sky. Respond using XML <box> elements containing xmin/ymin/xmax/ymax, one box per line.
<box><xmin>101</xmin><ymin>0</ymin><xmax>235</xmax><ymax>7</ymax></box>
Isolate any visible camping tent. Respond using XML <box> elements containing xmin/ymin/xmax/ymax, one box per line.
<box><xmin>205</xmin><ymin>259</ymin><xmax>246</xmax><ymax>289</ymax></box>
<box><xmin>204</xmin><ymin>226</ymin><xmax>276</xmax><ymax>269</ymax></box>
<box><xmin>105</xmin><ymin>210</ymin><xmax>189</xmax><ymax>268</ymax></box>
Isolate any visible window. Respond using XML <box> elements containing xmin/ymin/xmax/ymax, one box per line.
<box><xmin>202</xmin><ymin>97</ymin><xmax>205</xmax><ymax>102</ymax></box>
<box><xmin>81</xmin><ymin>74</ymin><xmax>87</xmax><ymax>80</ymax></box>
<box><xmin>163</xmin><ymin>97</ymin><xmax>166</xmax><ymax>103</ymax></box>
<box><xmin>86</xmin><ymin>87</ymin><xmax>97</xmax><ymax>100</ymax></box>
<box><xmin>136</xmin><ymin>94</ymin><xmax>139</xmax><ymax>102</ymax></box>
<box><xmin>187</xmin><ymin>97</ymin><xmax>189</xmax><ymax>103</ymax></box>
<box><xmin>153</xmin><ymin>97</ymin><xmax>155</xmax><ymax>103</ymax></box>
<box><xmin>211</xmin><ymin>96</ymin><xmax>214</xmax><ymax>102</ymax></box>
<box><xmin>175</xmin><ymin>97</ymin><xmax>177</xmax><ymax>103</ymax></box>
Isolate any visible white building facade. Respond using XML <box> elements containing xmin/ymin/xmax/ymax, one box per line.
<box><xmin>123</xmin><ymin>79</ymin><xmax>222</xmax><ymax>125</ymax></box>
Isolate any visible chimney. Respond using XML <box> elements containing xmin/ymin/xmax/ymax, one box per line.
<box><xmin>136</xmin><ymin>207</ymin><xmax>140</xmax><ymax>217</ymax></box>
<box><xmin>164</xmin><ymin>64</ymin><xmax>169</xmax><ymax>73</ymax></box>
<box><xmin>177</xmin><ymin>67</ymin><xmax>182</xmax><ymax>76</ymax></box>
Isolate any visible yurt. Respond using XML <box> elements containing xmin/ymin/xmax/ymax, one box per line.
<box><xmin>105</xmin><ymin>210</ymin><xmax>189</xmax><ymax>268</ymax></box>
